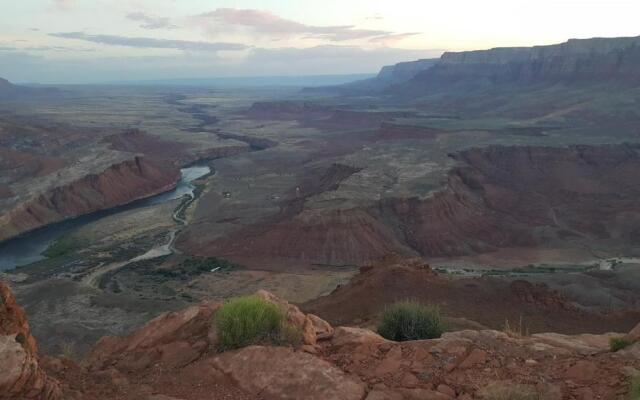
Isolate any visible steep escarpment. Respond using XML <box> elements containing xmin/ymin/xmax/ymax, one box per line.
<box><xmin>404</xmin><ymin>36</ymin><xmax>640</xmax><ymax>91</ymax></box>
<box><xmin>377</xmin><ymin>58</ymin><xmax>439</xmax><ymax>84</ymax></box>
<box><xmin>305</xmin><ymin>58</ymin><xmax>438</xmax><ymax>93</ymax></box>
<box><xmin>382</xmin><ymin>144</ymin><xmax>640</xmax><ymax>258</ymax></box>
<box><xmin>0</xmin><ymin>157</ymin><xmax>180</xmax><ymax>242</ymax></box>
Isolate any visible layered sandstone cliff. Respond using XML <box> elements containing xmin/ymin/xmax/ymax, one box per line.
<box><xmin>382</xmin><ymin>144</ymin><xmax>640</xmax><ymax>258</ymax></box>
<box><xmin>0</xmin><ymin>156</ymin><xmax>180</xmax><ymax>242</ymax></box>
<box><xmin>405</xmin><ymin>36</ymin><xmax>640</xmax><ymax>90</ymax></box>
<box><xmin>376</xmin><ymin>58</ymin><xmax>439</xmax><ymax>84</ymax></box>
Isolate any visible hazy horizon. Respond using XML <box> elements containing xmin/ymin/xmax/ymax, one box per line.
<box><xmin>1</xmin><ymin>0</ymin><xmax>640</xmax><ymax>84</ymax></box>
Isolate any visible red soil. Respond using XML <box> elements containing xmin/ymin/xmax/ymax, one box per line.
<box><xmin>302</xmin><ymin>257</ymin><xmax>640</xmax><ymax>335</ymax></box>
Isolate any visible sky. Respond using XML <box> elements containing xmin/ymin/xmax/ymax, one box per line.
<box><xmin>1</xmin><ymin>0</ymin><xmax>639</xmax><ymax>83</ymax></box>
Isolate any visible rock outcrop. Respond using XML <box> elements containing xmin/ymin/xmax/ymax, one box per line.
<box><xmin>2</xmin><ymin>287</ymin><xmax>640</xmax><ymax>399</ymax></box>
<box><xmin>0</xmin><ymin>156</ymin><xmax>181</xmax><ymax>242</ymax></box>
<box><xmin>86</xmin><ymin>300</ymin><xmax>222</xmax><ymax>372</ymax></box>
<box><xmin>0</xmin><ymin>281</ymin><xmax>61</xmax><ymax>400</ymax></box>
<box><xmin>211</xmin><ymin>346</ymin><xmax>366</xmax><ymax>400</ymax></box>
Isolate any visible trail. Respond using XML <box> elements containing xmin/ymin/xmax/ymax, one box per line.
<box><xmin>81</xmin><ymin>173</ymin><xmax>208</xmax><ymax>289</ymax></box>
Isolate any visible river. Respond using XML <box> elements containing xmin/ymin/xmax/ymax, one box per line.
<box><xmin>0</xmin><ymin>165</ymin><xmax>211</xmax><ymax>271</ymax></box>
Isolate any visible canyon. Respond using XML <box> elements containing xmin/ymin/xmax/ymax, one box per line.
<box><xmin>0</xmin><ymin>157</ymin><xmax>180</xmax><ymax>242</ymax></box>
<box><xmin>1</xmin><ymin>34</ymin><xmax>640</xmax><ymax>399</ymax></box>
<box><xmin>179</xmin><ymin>144</ymin><xmax>640</xmax><ymax>266</ymax></box>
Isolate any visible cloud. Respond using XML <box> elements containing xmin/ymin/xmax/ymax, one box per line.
<box><xmin>0</xmin><ymin>45</ymin><xmax>94</xmax><ymax>53</ymax></box>
<box><xmin>52</xmin><ymin>0</ymin><xmax>74</xmax><ymax>10</ymax></box>
<box><xmin>0</xmin><ymin>44</ymin><xmax>443</xmax><ymax>84</ymax></box>
<box><xmin>126</xmin><ymin>12</ymin><xmax>177</xmax><ymax>30</ymax></box>
<box><xmin>192</xmin><ymin>8</ymin><xmax>411</xmax><ymax>42</ymax></box>
<box><xmin>49</xmin><ymin>32</ymin><xmax>249</xmax><ymax>52</ymax></box>
<box><xmin>369</xmin><ymin>32</ymin><xmax>421</xmax><ymax>44</ymax></box>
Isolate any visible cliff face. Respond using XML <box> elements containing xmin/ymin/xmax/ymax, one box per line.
<box><xmin>0</xmin><ymin>157</ymin><xmax>180</xmax><ymax>242</ymax></box>
<box><xmin>303</xmin><ymin>59</ymin><xmax>438</xmax><ymax>94</ymax></box>
<box><xmin>0</xmin><ymin>281</ymin><xmax>61</xmax><ymax>399</ymax></box>
<box><xmin>408</xmin><ymin>36</ymin><xmax>640</xmax><ymax>90</ymax></box>
<box><xmin>376</xmin><ymin>59</ymin><xmax>438</xmax><ymax>84</ymax></box>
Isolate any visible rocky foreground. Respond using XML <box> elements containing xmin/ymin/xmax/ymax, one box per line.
<box><xmin>1</xmin><ymin>281</ymin><xmax>639</xmax><ymax>400</ymax></box>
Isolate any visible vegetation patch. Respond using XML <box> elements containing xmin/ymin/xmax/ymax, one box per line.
<box><xmin>215</xmin><ymin>295</ymin><xmax>300</xmax><ymax>350</ymax></box>
<box><xmin>503</xmin><ymin>317</ymin><xmax>530</xmax><ymax>338</ymax></box>
<box><xmin>480</xmin><ymin>383</ymin><xmax>541</xmax><ymax>400</ymax></box>
<box><xmin>610</xmin><ymin>337</ymin><xmax>633</xmax><ymax>352</ymax></box>
<box><xmin>154</xmin><ymin>256</ymin><xmax>240</xmax><ymax>280</ymax></box>
<box><xmin>629</xmin><ymin>377</ymin><xmax>640</xmax><ymax>400</ymax></box>
<box><xmin>42</xmin><ymin>236</ymin><xmax>85</xmax><ymax>258</ymax></box>
<box><xmin>377</xmin><ymin>300</ymin><xmax>444</xmax><ymax>341</ymax></box>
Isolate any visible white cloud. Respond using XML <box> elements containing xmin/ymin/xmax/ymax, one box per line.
<box><xmin>49</xmin><ymin>32</ymin><xmax>249</xmax><ymax>52</ymax></box>
<box><xmin>191</xmin><ymin>8</ymin><xmax>414</xmax><ymax>43</ymax></box>
<box><xmin>126</xmin><ymin>12</ymin><xmax>177</xmax><ymax>30</ymax></box>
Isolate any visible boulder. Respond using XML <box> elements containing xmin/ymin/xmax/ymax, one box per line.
<box><xmin>331</xmin><ymin>327</ymin><xmax>390</xmax><ymax>348</ymax></box>
<box><xmin>532</xmin><ymin>332</ymin><xmax>617</xmax><ymax>355</ymax></box>
<box><xmin>210</xmin><ymin>346</ymin><xmax>366</xmax><ymax>400</ymax></box>
<box><xmin>86</xmin><ymin>300</ymin><xmax>221</xmax><ymax>371</ymax></box>
<box><xmin>255</xmin><ymin>290</ymin><xmax>332</xmax><ymax>345</ymax></box>
<box><xmin>624</xmin><ymin>322</ymin><xmax>640</xmax><ymax>343</ymax></box>
<box><xmin>563</xmin><ymin>360</ymin><xmax>598</xmax><ymax>381</ymax></box>
<box><xmin>618</xmin><ymin>342</ymin><xmax>640</xmax><ymax>358</ymax></box>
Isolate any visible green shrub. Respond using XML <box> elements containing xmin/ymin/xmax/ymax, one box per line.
<box><xmin>480</xmin><ymin>383</ymin><xmax>541</xmax><ymax>400</ymax></box>
<box><xmin>611</xmin><ymin>337</ymin><xmax>633</xmax><ymax>352</ymax></box>
<box><xmin>377</xmin><ymin>300</ymin><xmax>444</xmax><ymax>341</ymax></box>
<box><xmin>629</xmin><ymin>377</ymin><xmax>640</xmax><ymax>400</ymax></box>
<box><xmin>215</xmin><ymin>296</ymin><xmax>284</xmax><ymax>350</ymax></box>
<box><xmin>42</xmin><ymin>236</ymin><xmax>81</xmax><ymax>258</ymax></box>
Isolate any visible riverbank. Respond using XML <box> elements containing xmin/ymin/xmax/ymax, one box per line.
<box><xmin>0</xmin><ymin>165</ymin><xmax>211</xmax><ymax>271</ymax></box>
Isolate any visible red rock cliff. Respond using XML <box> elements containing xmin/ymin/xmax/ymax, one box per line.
<box><xmin>0</xmin><ymin>156</ymin><xmax>180</xmax><ymax>242</ymax></box>
<box><xmin>0</xmin><ymin>281</ymin><xmax>61</xmax><ymax>399</ymax></box>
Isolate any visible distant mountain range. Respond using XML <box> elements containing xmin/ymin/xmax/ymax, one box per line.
<box><xmin>0</xmin><ymin>77</ymin><xmax>59</xmax><ymax>99</ymax></box>
<box><xmin>107</xmin><ymin>74</ymin><xmax>376</xmax><ymax>88</ymax></box>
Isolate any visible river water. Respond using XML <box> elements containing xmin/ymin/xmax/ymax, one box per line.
<box><xmin>0</xmin><ymin>166</ymin><xmax>210</xmax><ymax>271</ymax></box>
